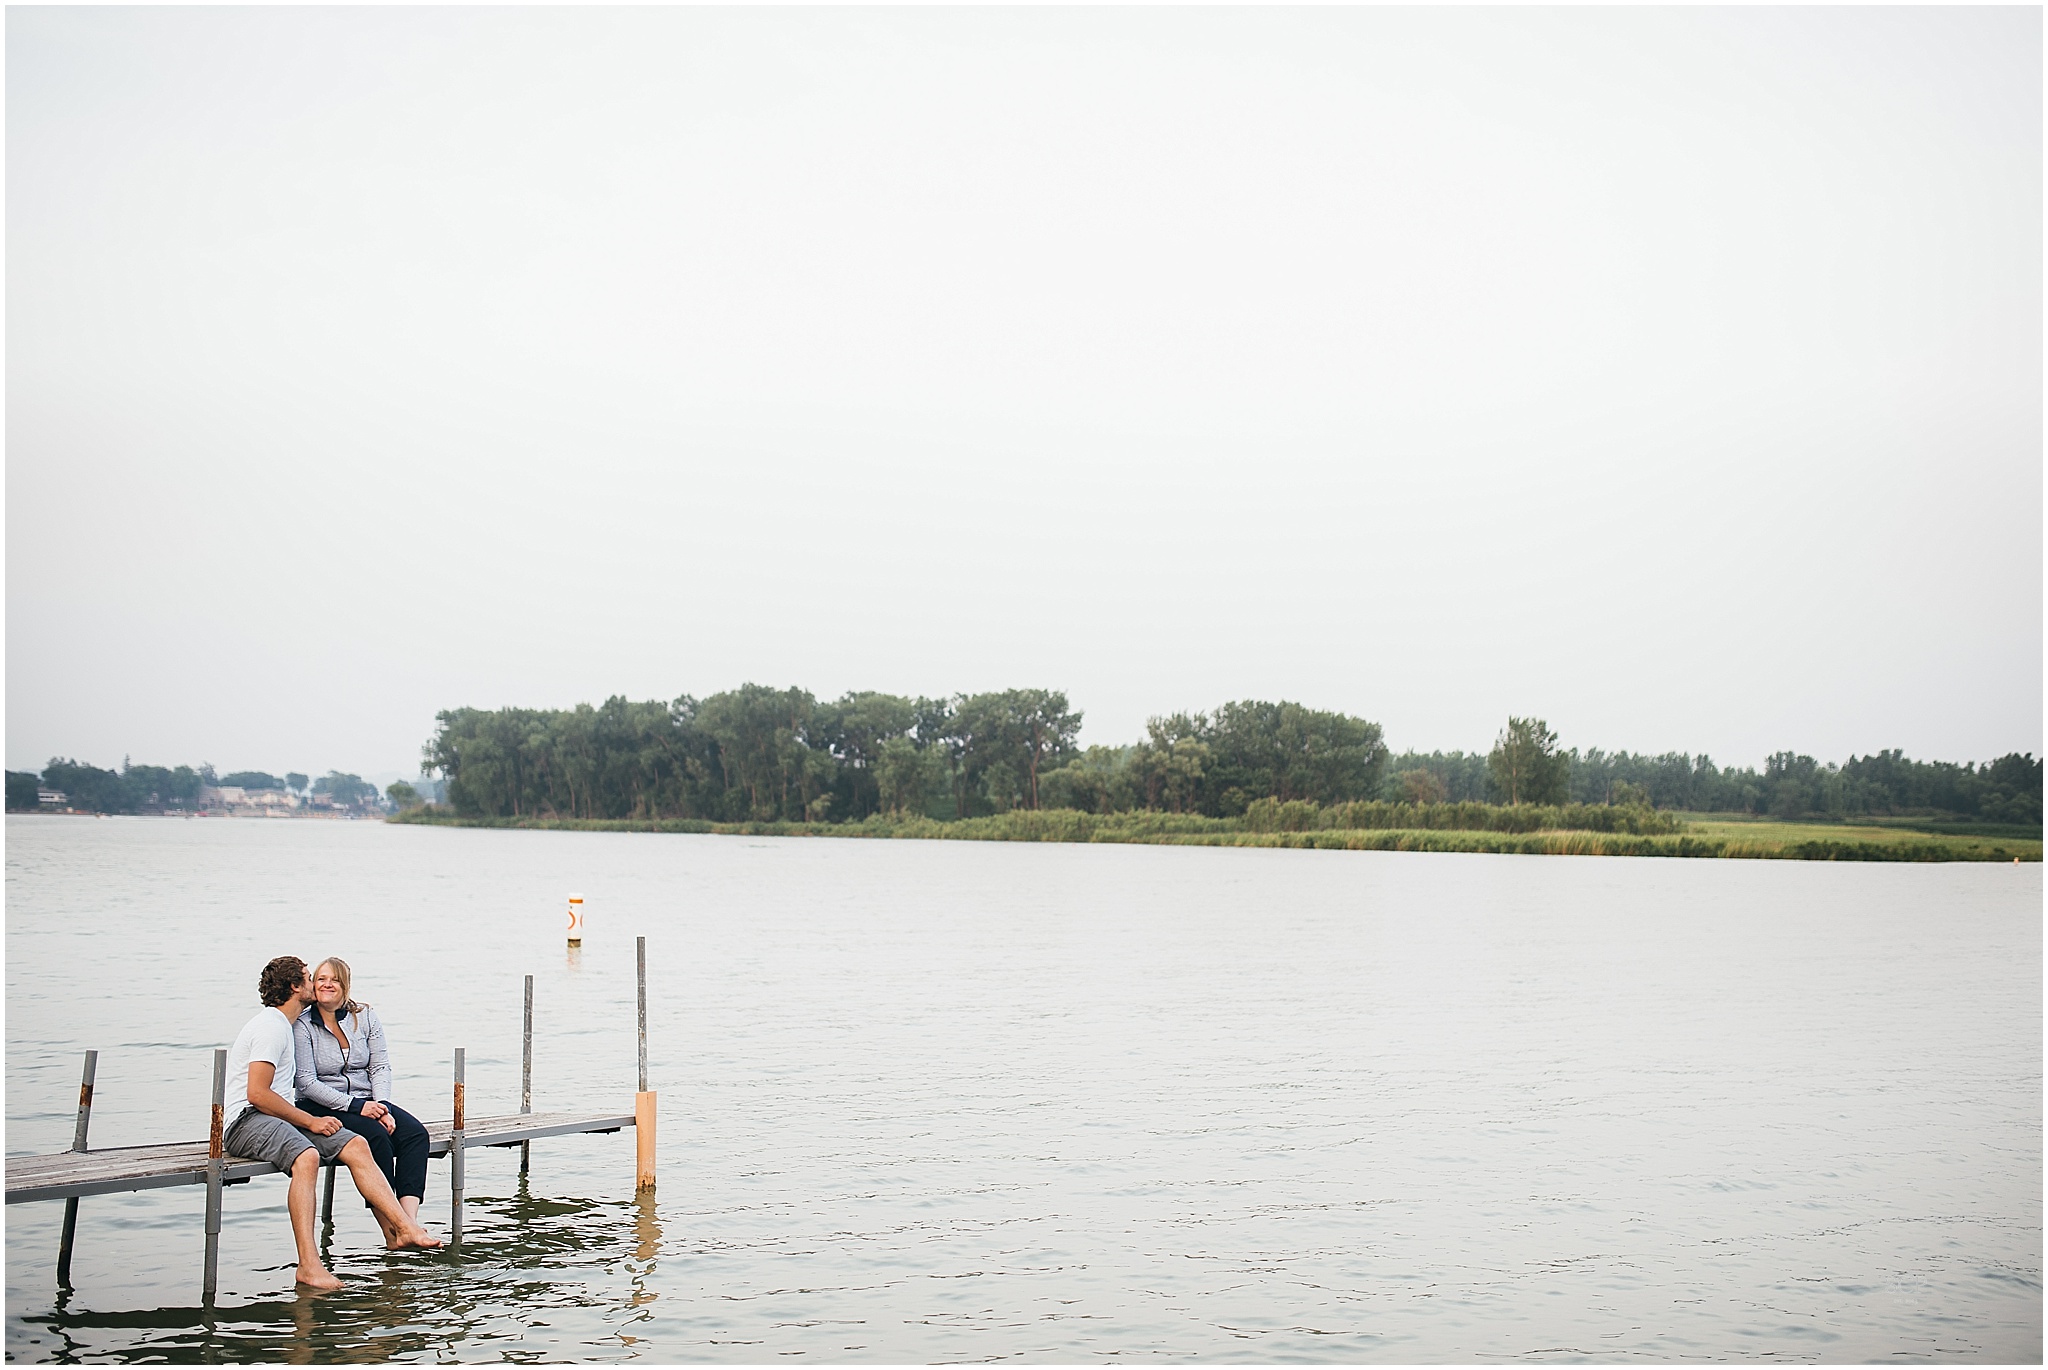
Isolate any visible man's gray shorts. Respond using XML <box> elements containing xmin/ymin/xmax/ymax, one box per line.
<box><xmin>223</xmin><ymin>1109</ymin><xmax>352</xmax><ymax>1173</ymax></box>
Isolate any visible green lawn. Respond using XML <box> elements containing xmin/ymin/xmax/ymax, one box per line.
<box><xmin>1680</xmin><ymin>814</ymin><xmax>2040</xmax><ymax>862</ymax></box>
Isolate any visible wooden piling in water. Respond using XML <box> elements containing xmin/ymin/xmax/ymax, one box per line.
<box><xmin>450</xmin><ymin>1048</ymin><xmax>466</xmax><ymax>1243</ymax></box>
<box><xmin>202</xmin><ymin>1049</ymin><xmax>225</xmax><ymax>1301</ymax></box>
<box><xmin>55</xmin><ymin>1050</ymin><xmax>97</xmax><ymax>1287</ymax></box>
<box><xmin>636</xmin><ymin>936</ymin><xmax>656</xmax><ymax>1192</ymax></box>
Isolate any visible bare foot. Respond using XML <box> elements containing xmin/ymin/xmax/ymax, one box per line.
<box><xmin>296</xmin><ymin>1263</ymin><xmax>344</xmax><ymax>1291</ymax></box>
<box><xmin>386</xmin><ymin>1226</ymin><xmax>444</xmax><ymax>1251</ymax></box>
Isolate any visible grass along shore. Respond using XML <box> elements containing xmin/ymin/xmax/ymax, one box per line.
<box><xmin>389</xmin><ymin>804</ymin><xmax>2041</xmax><ymax>862</ymax></box>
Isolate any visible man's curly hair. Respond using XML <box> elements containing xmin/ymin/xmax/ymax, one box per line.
<box><xmin>258</xmin><ymin>956</ymin><xmax>307</xmax><ymax>1008</ymax></box>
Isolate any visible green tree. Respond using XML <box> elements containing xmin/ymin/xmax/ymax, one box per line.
<box><xmin>425</xmin><ymin>707</ymin><xmax>543</xmax><ymax>816</ymax></box>
<box><xmin>1764</xmin><ymin>752</ymin><xmax>1821</xmax><ymax>818</ymax></box>
<box><xmin>697</xmin><ymin>684</ymin><xmax>826</xmax><ymax>821</ymax></box>
<box><xmin>1487</xmin><ymin>717</ymin><xmax>1569</xmax><ymax>806</ymax></box>
<box><xmin>1978</xmin><ymin>752</ymin><xmax>2043</xmax><ymax>826</ymax></box>
<box><xmin>1012</xmin><ymin>689</ymin><xmax>1083</xmax><ymax>810</ymax></box>
<box><xmin>1203</xmin><ymin>700</ymin><xmax>1387</xmax><ymax>812</ymax></box>
<box><xmin>123</xmin><ymin>762</ymin><xmax>203</xmax><ymax>809</ymax></box>
<box><xmin>1397</xmin><ymin>768</ymin><xmax>1448</xmax><ymax>805</ymax></box>
<box><xmin>1130</xmin><ymin>714</ymin><xmax>1211</xmax><ymax>812</ymax></box>
<box><xmin>313</xmin><ymin>771</ymin><xmax>377</xmax><ymax>807</ymax></box>
<box><xmin>873</xmin><ymin>735</ymin><xmax>945</xmax><ymax>816</ymax></box>
<box><xmin>1038</xmin><ymin>745</ymin><xmax>1140</xmax><ymax>814</ymax></box>
<box><xmin>423</xmin><ymin>699</ymin><xmax>722</xmax><ymax>820</ymax></box>
<box><xmin>1380</xmin><ymin>751</ymin><xmax>1490</xmax><ymax>803</ymax></box>
<box><xmin>946</xmin><ymin>689</ymin><xmax>1083</xmax><ymax>813</ymax></box>
<box><xmin>816</xmin><ymin>692</ymin><xmax>920</xmax><ymax>820</ymax></box>
<box><xmin>40</xmin><ymin>758</ymin><xmax>128</xmax><ymax>813</ymax></box>
<box><xmin>285</xmin><ymin>772</ymin><xmax>309</xmax><ymax>794</ymax></box>
<box><xmin>1610</xmin><ymin>779</ymin><xmax>1652</xmax><ymax>808</ymax></box>
<box><xmin>386</xmin><ymin>781</ymin><xmax>423</xmax><ymax>810</ymax></box>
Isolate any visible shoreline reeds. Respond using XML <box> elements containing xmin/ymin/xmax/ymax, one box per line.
<box><xmin>388</xmin><ymin>806</ymin><xmax>2039</xmax><ymax>862</ymax></box>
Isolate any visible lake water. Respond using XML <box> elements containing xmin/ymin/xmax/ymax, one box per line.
<box><xmin>4</xmin><ymin>815</ymin><xmax>2040</xmax><ymax>1362</ymax></box>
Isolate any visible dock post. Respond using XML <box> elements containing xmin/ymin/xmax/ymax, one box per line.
<box><xmin>320</xmin><ymin>1158</ymin><xmax>337</xmax><ymax>1225</ymax></box>
<box><xmin>450</xmin><ymin>1048</ymin><xmax>466</xmax><ymax>1244</ymax></box>
<box><xmin>635</xmin><ymin>936</ymin><xmax>656</xmax><ymax>1192</ymax></box>
<box><xmin>55</xmin><ymin>1049</ymin><xmax>97</xmax><ymax>1287</ymax></box>
<box><xmin>520</xmin><ymin>974</ymin><xmax>533</xmax><ymax>1176</ymax></box>
<box><xmin>202</xmin><ymin>1048</ymin><xmax>226</xmax><ymax>1302</ymax></box>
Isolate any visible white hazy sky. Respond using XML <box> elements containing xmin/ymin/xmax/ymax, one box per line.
<box><xmin>7</xmin><ymin>6</ymin><xmax>2041</xmax><ymax>782</ymax></box>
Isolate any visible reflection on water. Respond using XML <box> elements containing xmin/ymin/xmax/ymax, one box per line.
<box><xmin>6</xmin><ymin>818</ymin><xmax>2041</xmax><ymax>1361</ymax></box>
<box><xmin>16</xmin><ymin>1180</ymin><xmax>658</xmax><ymax>1363</ymax></box>
<box><xmin>622</xmin><ymin>1192</ymin><xmax>663</xmax><ymax>1343</ymax></box>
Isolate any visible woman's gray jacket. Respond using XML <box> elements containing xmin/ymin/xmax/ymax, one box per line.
<box><xmin>293</xmin><ymin>1005</ymin><xmax>394</xmax><ymax>1113</ymax></box>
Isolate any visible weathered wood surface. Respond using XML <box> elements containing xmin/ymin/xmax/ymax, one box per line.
<box><xmin>6</xmin><ymin>1110</ymin><xmax>635</xmax><ymax>1205</ymax></box>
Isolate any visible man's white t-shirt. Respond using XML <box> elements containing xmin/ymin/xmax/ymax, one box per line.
<box><xmin>223</xmin><ymin>1007</ymin><xmax>297</xmax><ymax>1130</ymax></box>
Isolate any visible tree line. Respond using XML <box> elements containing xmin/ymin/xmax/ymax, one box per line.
<box><xmin>414</xmin><ymin>686</ymin><xmax>2038</xmax><ymax>828</ymax></box>
<box><xmin>11</xmin><ymin>687</ymin><xmax>2038</xmax><ymax>829</ymax></box>
<box><xmin>418</xmin><ymin>688</ymin><xmax>1387</xmax><ymax>824</ymax></box>
<box><xmin>1384</xmin><ymin>733</ymin><xmax>2041</xmax><ymax>827</ymax></box>
<box><xmin>4</xmin><ymin>760</ymin><xmax>383</xmax><ymax>814</ymax></box>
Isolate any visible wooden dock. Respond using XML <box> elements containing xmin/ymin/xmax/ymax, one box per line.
<box><xmin>9</xmin><ymin>933</ymin><xmax>660</xmax><ymax>1298</ymax></box>
<box><xmin>5</xmin><ymin>1109</ymin><xmax>636</xmax><ymax>1205</ymax></box>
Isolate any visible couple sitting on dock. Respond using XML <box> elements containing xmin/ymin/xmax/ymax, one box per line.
<box><xmin>224</xmin><ymin>955</ymin><xmax>442</xmax><ymax>1289</ymax></box>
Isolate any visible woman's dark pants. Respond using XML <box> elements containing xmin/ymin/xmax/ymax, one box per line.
<box><xmin>302</xmin><ymin>1100</ymin><xmax>429</xmax><ymax>1203</ymax></box>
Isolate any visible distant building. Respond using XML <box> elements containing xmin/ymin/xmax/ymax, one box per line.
<box><xmin>200</xmin><ymin>786</ymin><xmax>302</xmax><ymax>816</ymax></box>
<box><xmin>36</xmin><ymin>788</ymin><xmax>66</xmax><ymax>809</ymax></box>
<box><xmin>306</xmin><ymin>790</ymin><xmax>380</xmax><ymax>816</ymax></box>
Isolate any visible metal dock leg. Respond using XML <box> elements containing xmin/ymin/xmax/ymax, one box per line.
<box><xmin>636</xmin><ymin>936</ymin><xmax>656</xmax><ymax>1192</ymax></box>
<box><xmin>450</xmin><ymin>1048</ymin><xmax>466</xmax><ymax>1244</ymax></box>
<box><xmin>321</xmin><ymin>1158</ymin><xmax>337</xmax><ymax>1224</ymax></box>
<box><xmin>55</xmin><ymin>1049</ymin><xmax>97</xmax><ymax>1287</ymax></box>
<box><xmin>202</xmin><ymin>1048</ymin><xmax>226</xmax><ymax>1302</ymax></box>
<box><xmin>521</xmin><ymin>974</ymin><xmax>533</xmax><ymax>1176</ymax></box>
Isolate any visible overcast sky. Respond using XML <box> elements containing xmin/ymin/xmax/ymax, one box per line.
<box><xmin>8</xmin><ymin>7</ymin><xmax>2040</xmax><ymax>782</ymax></box>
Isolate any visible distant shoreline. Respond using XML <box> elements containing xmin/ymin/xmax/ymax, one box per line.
<box><xmin>8</xmin><ymin>808</ymin><xmax>379</xmax><ymax>821</ymax></box>
<box><xmin>385</xmin><ymin>808</ymin><xmax>2042</xmax><ymax>863</ymax></box>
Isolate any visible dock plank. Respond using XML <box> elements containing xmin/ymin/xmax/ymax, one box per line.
<box><xmin>5</xmin><ymin>1110</ymin><xmax>636</xmax><ymax>1205</ymax></box>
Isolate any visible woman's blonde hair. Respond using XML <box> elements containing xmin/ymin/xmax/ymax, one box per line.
<box><xmin>312</xmin><ymin>957</ymin><xmax>361</xmax><ymax>1017</ymax></box>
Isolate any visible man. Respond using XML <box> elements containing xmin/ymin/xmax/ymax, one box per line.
<box><xmin>222</xmin><ymin>955</ymin><xmax>441</xmax><ymax>1289</ymax></box>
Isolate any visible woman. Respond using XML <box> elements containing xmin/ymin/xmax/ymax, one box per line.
<box><xmin>293</xmin><ymin>957</ymin><xmax>429</xmax><ymax>1224</ymax></box>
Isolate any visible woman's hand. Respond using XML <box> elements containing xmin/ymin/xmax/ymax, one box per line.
<box><xmin>360</xmin><ymin>1101</ymin><xmax>388</xmax><ymax>1122</ymax></box>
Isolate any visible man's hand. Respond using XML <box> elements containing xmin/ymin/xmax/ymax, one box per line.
<box><xmin>248</xmin><ymin>1060</ymin><xmax>341</xmax><ymax>1135</ymax></box>
<box><xmin>379</xmin><ymin>1112</ymin><xmax>396</xmax><ymax>1134</ymax></box>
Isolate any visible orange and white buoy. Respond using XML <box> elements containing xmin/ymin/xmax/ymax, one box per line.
<box><xmin>567</xmin><ymin>892</ymin><xmax>585</xmax><ymax>945</ymax></box>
